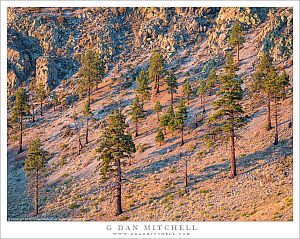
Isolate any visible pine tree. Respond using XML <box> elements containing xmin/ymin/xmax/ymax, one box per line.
<box><xmin>252</xmin><ymin>52</ymin><xmax>276</xmax><ymax>131</ymax></box>
<box><xmin>77</xmin><ymin>49</ymin><xmax>104</xmax><ymax>106</ymax></box>
<box><xmin>166</xmin><ymin>72</ymin><xmax>178</xmax><ymax>105</ymax></box>
<box><xmin>197</xmin><ymin>79</ymin><xmax>207</xmax><ymax>113</ymax></box>
<box><xmin>83</xmin><ymin>99</ymin><xmax>92</xmax><ymax>144</ymax></box>
<box><xmin>35</xmin><ymin>81</ymin><xmax>48</xmax><ymax>117</ymax></box>
<box><xmin>270</xmin><ymin>70</ymin><xmax>290</xmax><ymax>145</ymax></box>
<box><xmin>71</xmin><ymin>111</ymin><xmax>83</xmax><ymax>155</ymax></box>
<box><xmin>155</xmin><ymin>128</ymin><xmax>165</xmax><ymax>146</ymax></box>
<box><xmin>136</xmin><ymin>69</ymin><xmax>151</xmax><ymax>105</ymax></box>
<box><xmin>183</xmin><ymin>79</ymin><xmax>192</xmax><ymax>104</ymax></box>
<box><xmin>149</xmin><ymin>50</ymin><xmax>165</xmax><ymax>94</ymax></box>
<box><xmin>23</xmin><ymin>138</ymin><xmax>48</xmax><ymax>215</ymax></box>
<box><xmin>12</xmin><ymin>87</ymin><xmax>30</xmax><ymax>153</ymax></box>
<box><xmin>160</xmin><ymin>105</ymin><xmax>176</xmax><ymax>136</ymax></box>
<box><xmin>96</xmin><ymin>109</ymin><xmax>136</xmax><ymax>216</ymax></box>
<box><xmin>129</xmin><ymin>96</ymin><xmax>145</xmax><ymax>137</ymax></box>
<box><xmin>51</xmin><ymin>92</ymin><xmax>59</xmax><ymax>111</ymax></box>
<box><xmin>175</xmin><ymin>97</ymin><xmax>188</xmax><ymax>146</ymax></box>
<box><xmin>209</xmin><ymin>52</ymin><xmax>245</xmax><ymax>178</ymax></box>
<box><xmin>154</xmin><ymin>100</ymin><xmax>162</xmax><ymax>123</ymax></box>
<box><xmin>229</xmin><ymin>22</ymin><xmax>245</xmax><ymax>62</ymax></box>
<box><xmin>206</xmin><ymin>68</ymin><xmax>218</xmax><ymax>96</ymax></box>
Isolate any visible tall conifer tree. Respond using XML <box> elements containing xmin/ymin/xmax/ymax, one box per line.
<box><xmin>96</xmin><ymin>109</ymin><xmax>136</xmax><ymax>215</ymax></box>
<box><xmin>209</xmin><ymin>52</ymin><xmax>245</xmax><ymax>178</ymax></box>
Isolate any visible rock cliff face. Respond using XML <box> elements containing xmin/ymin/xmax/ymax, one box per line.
<box><xmin>7</xmin><ymin>7</ymin><xmax>292</xmax><ymax>95</ymax></box>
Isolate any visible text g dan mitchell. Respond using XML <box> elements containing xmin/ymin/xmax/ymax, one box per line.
<box><xmin>106</xmin><ymin>224</ymin><xmax>198</xmax><ymax>231</ymax></box>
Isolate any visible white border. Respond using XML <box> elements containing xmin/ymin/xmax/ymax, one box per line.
<box><xmin>1</xmin><ymin>1</ymin><xmax>299</xmax><ymax>239</ymax></box>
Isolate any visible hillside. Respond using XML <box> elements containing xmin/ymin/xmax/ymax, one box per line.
<box><xmin>7</xmin><ymin>7</ymin><xmax>293</xmax><ymax>221</ymax></box>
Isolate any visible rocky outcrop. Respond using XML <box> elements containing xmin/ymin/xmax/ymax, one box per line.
<box><xmin>7</xmin><ymin>7</ymin><xmax>292</xmax><ymax>96</ymax></box>
<box><xmin>35</xmin><ymin>56</ymin><xmax>58</xmax><ymax>90</ymax></box>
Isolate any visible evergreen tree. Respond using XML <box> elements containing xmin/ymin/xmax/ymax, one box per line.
<box><xmin>270</xmin><ymin>70</ymin><xmax>290</xmax><ymax>145</ymax></box>
<box><xmin>23</xmin><ymin>138</ymin><xmax>48</xmax><ymax>215</ymax></box>
<box><xmin>206</xmin><ymin>67</ymin><xmax>218</xmax><ymax>96</ymax></box>
<box><xmin>77</xmin><ymin>49</ymin><xmax>104</xmax><ymax>106</ymax></box>
<box><xmin>71</xmin><ymin>111</ymin><xmax>82</xmax><ymax>155</ymax></box>
<box><xmin>83</xmin><ymin>99</ymin><xmax>92</xmax><ymax>144</ymax></box>
<box><xmin>175</xmin><ymin>97</ymin><xmax>188</xmax><ymax>146</ymax></box>
<box><xmin>209</xmin><ymin>52</ymin><xmax>245</xmax><ymax>178</ymax></box>
<box><xmin>155</xmin><ymin>128</ymin><xmax>165</xmax><ymax>146</ymax></box>
<box><xmin>183</xmin><ymin>79</ymin><xmax>192</xmax><ymax>104</ymax></box>
<box><xmin>12</xmin><ymin>87</ymin><xmax>30</xmax><ymax>153</ymax></box>
<box><xmin>136</xmin><ymin>69</ymin><xmax>151</xmax><ymax>105</ymax></box>
<box><xmin>160</xmin><ymin>105</ymin><xmax>176</xmax><ymax>136</ymax></box>
<box><xmin>252</xmin><ymin>52</ymin><xmax>276</xmax><ymax>131</ymax></box>
<box><xmin>129</xmin><ymin>96</ymin><xmax>145</xmax><ymax>137</ymax></box>
<box><xmin>229</xmin><ymin>22</ymin><xmax>245</xmax><ymax>62</ymax></box>
<box><xmin>51</xmin><ymin>92</ymin><xmax>59</xmax><ymax>111</ymax></box>
<box><xmin>35</xmin><ymin>81</ymin><xmax>48</xmax><ymax>117</ymax></box>
<box><xmin>197</xmin><ymin>79</ymin><xmax>207</xmax><ymax>113</ymax></box>
<box><xmin>166</xmin><ymin>72</ymin><xmax>178</xmax><ymax>105</ymax></box>
<box><xmin>96</xmin><ymin>109</ymin><xmax>136</xmax><ymax>215</ymax></box>
<box><xmin>154</xmin><ymin>100</ymin><xmax>162</xmax><ymax>123</ymax></box>
<box><xmin>149</xmin><ymin>50</ymin><xmax>165</xmax><ymax>94</ymax></box>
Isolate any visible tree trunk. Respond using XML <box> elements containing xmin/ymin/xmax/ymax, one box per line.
<box><xmin>157</xmin><ymin>113</ymin><xmax>160</xmax><ymax>124</ymax></box>
<box><xmin>88</xmin><ymin>84</ymin><xmax>91</xmax><ymax>106</ymax></box>
<box><xmin>40</xmin><ymin>100</ymin><xmax>43</xmax><ymax>117</ymax></box>
<box><xmin>156</xmin><ymin>75</ymin><xmax>160</xmax><ymax>94</ymax></box>
<box><xmin>201</xmin><ymin>94</ymin><xmax>205</xmax><ymax>113</ymax></box>
<box><xmin>32</xmin><ymin>104</ymin><xmax>35</xmax><ymax>123</ymax></box>
<box><xmin>18</xmin><ymin>116</ymin><xmax>23</xmax><ymax>153</ymax></box>
<box><xmin>184</xmin><ymin>156</ymin><xmax>188</xmax><ymax>193</ymax></box>
<box><xmin>116</xmin><ymin>159</ymin><xmax>122</xmax><ymax>216</ymax></box>
<box><xmin>181</xmin><ymin>126</ymin><xmax>184</xmax><ymax>146</ymax></box>
<box><xmin>229</xmin><ymin>129</ymin><xmax>237</xmax><ymax>178</ymax></box>
<box><xmin>171</xmin><ymin>90</ymin><xmax>173</xmax><ymax>105</ymax></box>
<box><xmin>78</xmin><ymin>127</ymin><xmax>82</xmax><ymax>155</ymax></box>
<box><xmin>274</xmin><ymin>103</ymin><xmax>279</xmax><ymax>145</ymax></box>
<box><xmin>135</xmin><ymin>121</ymin><xmax>138</xmax><ymax>137</ymax></box>
<box><xmin>237</xmin><ymin>43</ymin><xmax>240</xmax><ymax>62</ymax></box>
<box><xmin>266</xmin><ymin>95</ymin><xmax>272</xmax><ymax>131</ymax></box>
<box><xmin>34</xmin><ymin>169</ymin><xmax>39</xmax><ymax>216</ymax></box>
<box><xmin>194</xmin><ymin>113</ymin><xmax>198</xmax><ymax>128</ymax></box>
<box><xmin>85</xmin><ymin>116</ymin><xmax>89</xmax><ymax>144</ymax></box>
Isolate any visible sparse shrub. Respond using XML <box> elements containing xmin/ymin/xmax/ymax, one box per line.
<box><xmin>167</xmin><ymin>195</ymin><xmax>174</xmax><ymax>201</ymax></box>
<box><xmin>99</xmin><ymin>196</ymin><xmax>105</xmax><ymax>202</ymax></box>
<box><xmin>62</xmin><ymin>172</ymin><xmax>69</xmax><ymax>178</ymax></box>
<box><xmin>136</xmin><ymin>143</ymin><xmax>150</xmax><ymax>153</ymax></box>
<box><xmin>206</xmin><ymin>139</ymin><xmax>213</xmax><ymax>150</ymax></box>
<box><xmin>188</xmin><ymin>143</ymin><xmax>196</xmax><ymax>151</ymax></box>
<box><xmin>60</xmin><ymin>143</ymin><xmax>68</xmax><ymax>150</ymax></box>
<box><xmin>80</xmin><ymin>208</ymin><xmax>89</xmax><ymax>213</ymax></box>
<box><xmin>161</xmin><ymin>198</ymin><xmax>168</xmax><ymax>204</ymax></box>
<box><xmin>120</xmin><ymin>215</ymin><xmax>129</xmax><ymax>221</ymax></box>
<box><xmin>58</xmin><ymin>154</ymin><xmax>66</xmax><ymax>167</ymax></box>
<box><xmin>70</xmin><ymin>203</ymin><xmax>79</xmax><ymax>209</ymax></box>
<box><xmin>169</xmin><ymin>167</ymin><xmax>176</xmax><ymax>173</ymax></box>
<box><xmin>199</xmin><ymin>189</ymin><xmax>210</xmax><ymax>194</ymax></box>
<box><xmin>62</xmin><ymin>126</ymin><xmax>73</xmax><ymax>138</ymax></box>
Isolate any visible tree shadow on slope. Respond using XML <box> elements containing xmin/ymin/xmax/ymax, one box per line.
<box><xmin>127</xmin><ymin>136</ymin><xmax>196</xmax><ymax>179</ymax></box>
<box><xmin>188</xmin><ymin>137</ymin><xmax>293</xmax><ymax>189</ymax></box>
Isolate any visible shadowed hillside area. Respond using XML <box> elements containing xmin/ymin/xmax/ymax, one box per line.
<box><xmin>7</xmin><ymin>7</ymin><xmax>293</xmax><ymax>221</ymax></box>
